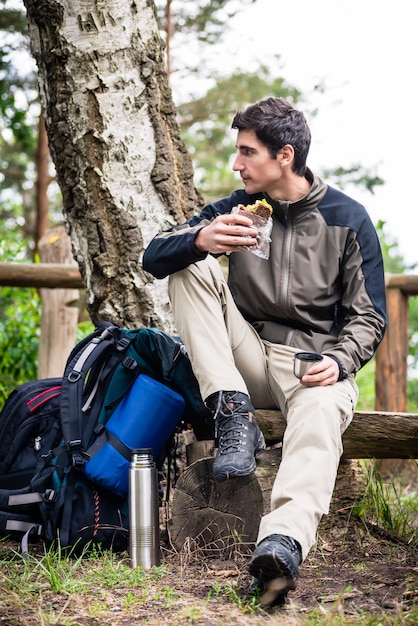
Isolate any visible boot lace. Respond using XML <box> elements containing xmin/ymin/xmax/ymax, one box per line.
<box><xmin>213</xmin><ymin>391</ymin><xmax>253</xmax><ymax>455</ymax></box>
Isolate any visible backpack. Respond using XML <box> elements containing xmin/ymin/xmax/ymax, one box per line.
<box><xmin>0</xmin><ymin>323</ymin><xmax>212</xmax><ymax>556</ymax></box>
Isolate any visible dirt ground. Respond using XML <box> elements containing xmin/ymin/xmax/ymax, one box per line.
<box><xmin>154</xmin><ymin>460</ymin><xmax>417</xmax><ymax>624</ymax></box>
<box><xmin>1</xmin><ymin>461</ymin><xmax>417</xmax><ymax>625</ymax></box>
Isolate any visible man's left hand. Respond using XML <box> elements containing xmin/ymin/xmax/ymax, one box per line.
<box><xmin>299</xmin><ymin>355</ymin><xmax>340</xmax><ymax>386</ymax></box>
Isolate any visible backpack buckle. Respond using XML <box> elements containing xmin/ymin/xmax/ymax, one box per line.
<box><xmin>116</xmin><ymin>337</ymin><xmax>130</xmax><ymax>352</ymax></box>
<box><xmin>44</xmin><ymin>489</ymin><xmax>58</xmax><ymax>504</ymax></box>
<box><xmin>66</xmin><ymin>439</ymin><xmax>83</xmax><ymax>451</ymax></box>
<box><xmin>122</xmin><ymin>356</ymin><xmax>138</xmax><ymax>371</ymax></box>
<box><xmin>66</xmin><ymin>440</ymin><xmax>86</xmax><ymax>469</ymax></box>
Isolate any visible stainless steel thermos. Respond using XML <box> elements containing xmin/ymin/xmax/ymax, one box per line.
<box><xmin>129</xmin><ymin>448</ymin><xmax>160</xmax><ymax>568</ymax></box>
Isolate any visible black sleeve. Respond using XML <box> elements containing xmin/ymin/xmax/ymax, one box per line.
<box><xmin>142</xmin><ymin>190</ymin><xmax>256</xmax><ymax>279</ymax></box>
<box><xmin>142</xmin><ymin>221</ymin><xmax>210</xmax><ymax>279</ymax></box>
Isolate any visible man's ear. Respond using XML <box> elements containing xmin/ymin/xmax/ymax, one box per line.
<box><xmin>279</xmin><ymin>144</ymin><xmax>294</xmax><ymax>165</ymax></box>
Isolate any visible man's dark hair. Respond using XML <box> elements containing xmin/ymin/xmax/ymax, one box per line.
<box><xmin>231</xmin><ymin>97</ymin><xmax>311</xmax><ymax>176</ymax></box>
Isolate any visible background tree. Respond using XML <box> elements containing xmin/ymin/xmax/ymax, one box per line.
<box><xmin>0</xmin><ymin>0</ymin><xmax>56</xmax><ymax>255</ymax></box>
<box><xmin>23</xmin><ymin>0</ymin><xmax>202</xmax><ymax>331</ymax></box>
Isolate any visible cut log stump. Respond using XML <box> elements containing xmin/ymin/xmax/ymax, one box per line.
<box><xmin>169</xmin><ymin>447</ymin><xmax>366</xmax><ymax>557</ymax></box>
<box><xmin>170</xmin><ymin>457</ymin><xmax>263</xmax><ymax>556</ymax></box>
<box><xmin>170</xmin><ymin>448</ymin><xmax>288</xmax><ymax>555</ymax></box>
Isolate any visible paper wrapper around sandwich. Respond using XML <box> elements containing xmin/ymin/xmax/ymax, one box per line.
<box><xmin>231</xmin><ymin>206</ymin><xmax>273</xmax><ymax>260</ymax></box>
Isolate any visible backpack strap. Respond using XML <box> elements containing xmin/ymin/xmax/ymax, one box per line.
<box><xmin>84</xmin><ymin>424</ymin><xmax>132</xmax><ymax>462</ymax></box>
<box><xmin>60</xmin><ymin>324</ymin><xmax>134</xmax><ymax>469</ymax></box>
<box><xmin>5</xmin><ymin>521</ymin><xmax>43</xmax><ymax>558</ymax></box>
<box><xmin>6</xmin><ymin>491</ymin><xmax>57</xmax><ymax>558</ymax></box>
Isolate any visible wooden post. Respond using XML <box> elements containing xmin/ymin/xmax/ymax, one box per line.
<box><xmin>375</xmin><ymin>286</ymin><xmax>409</xmax><ymax>412</ymax></box>
<box><xmin>375</xmin><ymin>277</ymin><xmax>414</xmax><ymax>474</ymax></box>
<box><xmin>37</xmin><ymin>226</ymin><xmax>80</xmax><ymax>379</ymax></box>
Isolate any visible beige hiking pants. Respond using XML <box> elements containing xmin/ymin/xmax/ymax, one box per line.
<box><xmin>168</xmin><ymin>255</ymin><xmax>359</xmax><ymax>559</ymax></box>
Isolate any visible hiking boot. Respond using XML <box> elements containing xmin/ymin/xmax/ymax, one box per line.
<box><xmin>248</xmin><ymin>534</ymin><xmax>302</xmax><ymax>606</ymax></box>
<box><xmin>207</xmin><ymin>391</ymin><xmax>265</xmax><ymax>482</ymax></box>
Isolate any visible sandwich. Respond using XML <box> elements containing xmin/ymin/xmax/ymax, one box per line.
<box><xmin>236</xmin><ymin>198</ymin><xmax>273</xmax><ymax>221</ymax></box>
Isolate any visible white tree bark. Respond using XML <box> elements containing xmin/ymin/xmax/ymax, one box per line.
<box><xmin>23</xmin><ymin>0</ymin><xmax>202</xmax><ymax>330</ymax></box>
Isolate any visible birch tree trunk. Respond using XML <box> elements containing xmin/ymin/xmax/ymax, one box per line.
<box><xmin>23</xmin><ymin>0</ymin><xmax>202</xmax><ymax>330</ymax></box>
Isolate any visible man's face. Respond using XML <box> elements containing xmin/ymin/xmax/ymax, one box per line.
<box><xmin>232</xmin><ymin>129</ymin><xmax>282</xmax><ymax>196</ymax></box>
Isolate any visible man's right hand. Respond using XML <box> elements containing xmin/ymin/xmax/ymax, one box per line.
<box><xmin>194</xmin><ymin>214</ymin><xmax>259</xmax><ymax>254</ymax></box>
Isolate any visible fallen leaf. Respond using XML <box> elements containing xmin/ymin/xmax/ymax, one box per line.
<box><xmin>209</xmin><ymin>569</ymin><xmax>239</xmax><ymax>578</ymax></box>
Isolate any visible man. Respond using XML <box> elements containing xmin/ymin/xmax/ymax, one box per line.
<box><xmin>142</xmin><ymin>97</ymin><xmax>387</xmax><ymax>604</ymax></box>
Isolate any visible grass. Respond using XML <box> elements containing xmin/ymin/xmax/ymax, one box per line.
<box><xmin>0</xmin><ymin>463</ymin><xmax>416</xmax><ymax>625</ymax></box>
<box><xmin>352</xmin><ymin>459</ymin><xmax>418</xmax><ymax>545</ymax></box>
<box><xmin>0</xmin><ymin>543</ymin><xmax>176</xmax><ymax>625</ymax></box>
<box><xmin>1</xmin><ymin>548</ymin><xmax>416</xmax><ymax>623</ymax></box>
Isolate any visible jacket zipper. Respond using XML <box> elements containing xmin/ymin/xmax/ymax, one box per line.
<box><xmin>281</xmin><ymin>207</ymin><xmax>292</xmax><ymax>308</ymax></box>
<box><xmin>281</xmin><ymin>208</ymin><xmax>298</xmax><ymax>345</ymax></box>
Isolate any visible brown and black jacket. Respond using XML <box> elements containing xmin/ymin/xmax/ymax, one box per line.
<box><xmin>142</xmin><ymin>172</ymin><xmax>387</xmax><ymax>379</ymax></box>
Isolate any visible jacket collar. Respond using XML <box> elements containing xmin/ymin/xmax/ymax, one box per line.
<box><xmin>265</xmin><ymin>170</ymin><xmax>327</xmax><ymax>221</ymax></box>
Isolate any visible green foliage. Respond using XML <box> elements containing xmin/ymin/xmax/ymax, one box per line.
<box><xmin>0</xmin><ymin>0</ymin><xmax>40</xmax><ymax>239</ymax></box>
<box><xmin>0</xmin><ymin>284</ymin><xmax>40</xmax><ymax>392</ymax></box>
<box><xmin>177</xmin><ymin>66</ymin><xmax>302</xmax><ymax>130</ymax></box>
<box><xmin>407</xmin><ymin>377</ymin><xmax>418</xmax><ymax>413</ymax></box>
<box><xmin>355</xmin><ymin>359</ymin><xmax>376</xmax><ymax>411</ymax></box>
<box><xmin>0</xmin><ymin>238</ymin><xmax>41</xmax><ymax>405</ymax></box>
<box><xmin>75</xmin><ymin>319</ymin><xmax>96</xmax><ymax>343</ymax></box>
<box><xmin>0</xmin><ymin>1</ymin><xmax>28</xmax><ymax>34</ymax></box>
<box><xmin>0</xmin><ymin>1</ymin><xmax>37</xmax><ymax>144</ymax></box>
<box><xmin>322</xmin><ymin>164</ymin><xmax>384</xmax><ymax>196</ymax></box>
<box><xmin>407</xmin><ymin>295</ymin><xmax>418</xmax><ymax>376</ymax></box>
<box><xmin>375</xmin><ymin>220</ymin><xmax>410</xmax><ymax>274</ymax></box>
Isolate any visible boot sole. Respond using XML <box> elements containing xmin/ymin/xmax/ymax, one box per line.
<box><xmin>213</xmin><ymin>431</ymin><xmax>265</xmax><ymax>481</ymax></box>
<box><xmin>213</xmin><ymin>457</ymin><xmax>257</xmax><ymax>481</ymax></box>
<box><xmin>248</xmin><ymin>550</ymin><xmax>297</xmax><ymax>595</ymax></box>
<box><xmin>249</xmin><ymin>574</ymin><xmax>293</xmax><ymax>608</ymax></box>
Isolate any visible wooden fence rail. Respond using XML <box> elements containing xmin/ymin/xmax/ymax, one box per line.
<box><xmin>0</xmin><ymin>262</ymin><xmax>83</xmax><ymax>289</ymax></box>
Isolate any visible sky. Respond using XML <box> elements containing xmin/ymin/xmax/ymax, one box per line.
<box><xmin>221</xmin><ymin>0</ymin><xmax>418</xmax><ymax>268</ymax></box>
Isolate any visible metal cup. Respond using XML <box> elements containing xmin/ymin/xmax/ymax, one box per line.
<box><xmin>293</xmin><ymin>352</ymin><xmax>323</xmax><ymax>379</ymax></box>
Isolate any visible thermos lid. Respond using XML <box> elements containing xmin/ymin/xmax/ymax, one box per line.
<box><xmin>132</xmin><ymin>447</ymin><xmax>153</xmax><ymax>455</ymax></box>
